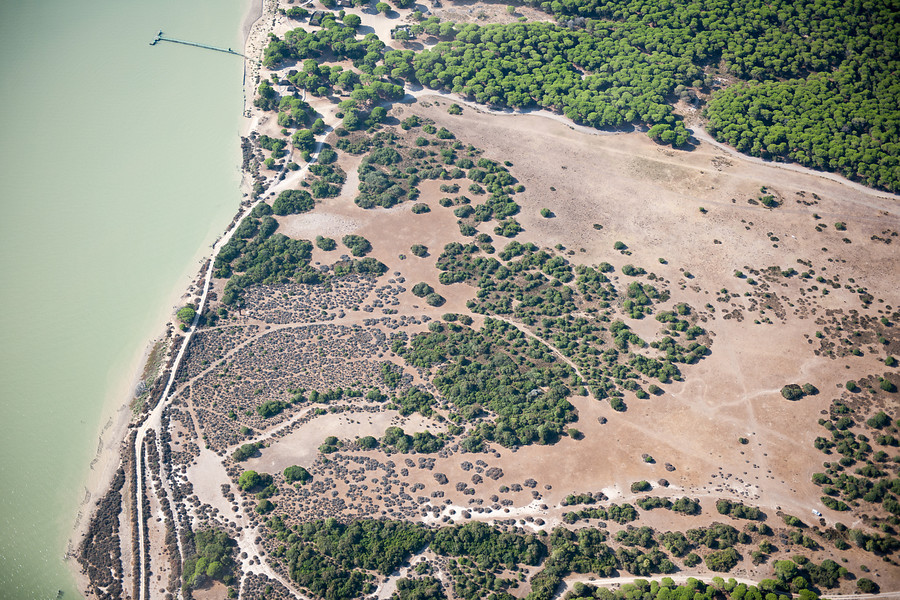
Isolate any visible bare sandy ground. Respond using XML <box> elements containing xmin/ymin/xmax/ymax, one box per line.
<box><xmin>78</xmin><ymin>0</ymin><xmax>900</xmax><ymax>596</ymax></box>
<box><xmin>235</xmin><ymin>92</ymin><xmax>898</xmax><ymax>589</ymax></box>
<box><xmin>243</xmin><ymin>410</ymin><xmax>442</xmax><ymax>473</ymax></box>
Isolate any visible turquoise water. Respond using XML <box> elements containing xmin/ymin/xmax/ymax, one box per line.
<box><xmin>0</xmin><ymin>0</ymin><xmax>246</xmax><ymax>597</ymax></box>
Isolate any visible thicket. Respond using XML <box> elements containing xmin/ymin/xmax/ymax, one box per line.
<box><xmin>273</xmin><ymin>189</ymin><xmax>314</xmax><ymax>216</ymax></box>
<box><xmin>432</xmin><ymin>240</ymin><xmax>706</xmax><ymax>410</ymax></box>
<box><xmin>563</xmin><ymin>579</ymin><xmax>798</xmax><ymax>600</ymax></box>
<box><xmin>529</xmin><ymin>526</ymin><xmax>679</xmax><ymax>600</ymax></box>
<box><xmin>810</xmin><ymin>401</ymin><xmax>900</xmax><ymax>544</ymax></box>
<box><xmin>686</xmin><ymin>524</ymin><xmax>748</xmax><ymax>550</ymax></box>
<box><xmin>771</xmin><ymin>557</ymin><xmax>849</xmax><ymax>592</ymax></box>
<box><xmin>432</xmin><ymin>521</ymin><xmax>544</xmax><ymax>570</ymax></box>
<box><xmin>382</xmin><ymin>426</ymin><xmax>446</xmax><ymax>453</ymax></box>
<box><xmin>266</xmin><ymin>519</ymin><xmax>547</xmax><ymax>600</ymax></box>
<box><xmin>393</xmin><ymin>318</ymin><xmax>579</xmax><ymax>447</ymax></box>
<box><xmin>635</xmin><ymin>496</ymin><xmax>701</xmax><ymax>515</ymax></box>
<box><xmin>182</xmin><ymin>528</ymin><xmax>235</xmax><ymax>589</ymax></box>
<box><xmin>263</xmin><ymin>1</ymin><xmax>900</xmax><ymax>189</ymax></box>
<box><xmin>716</xmin><ymin>499</ymin><xmax>764</xmax><ymax>520</ymax></box>
<box><xmin>563</xmin><ymin>503</ymin><xmax>638</xmax><ymax>525</ymax></box>
<box><xmin>393</xmin><ymin>577</ymin><xmax>446</xmax><ymax>600</ymax></box>
<box><xmin>264</xmin><ymin>515</ymin><xmax>784</xmax><ymax>600</ymax></box>
<box><xmin>214</xmin><ymin>216</ymin><xmax>318</xmax><ymax>306</ymax></box>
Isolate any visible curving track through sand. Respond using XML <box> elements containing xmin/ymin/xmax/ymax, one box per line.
<box><xmin>128</xmin><ymin>10</ymin><xmax>900</xmax><ymax>597</ymax></box>
<box><xmin>132</xmin><ymin>112</ymin><xmax>337</xmax><ymax>600</ymax></box>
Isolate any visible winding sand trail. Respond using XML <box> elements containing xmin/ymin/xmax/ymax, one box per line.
<box><xmin>687</xmin><ymin>126</ymin><xmax>900</xmax><ymax>203</ymax></box>
<box><xmin>126</xmin><ymin>8</ymin><xmax>900</xmax><ymax>596</ymax></box>
<box><xmin>401</xmin><ymin>85</ymin><xmax>898</xmax><ymax>204</ymax></box>
<box><xmin>132</xmin><ymin>107</ymin><xmax>338</xmax><ymax>599</ymax></box>
<box><xmin>553</xmin><ymin>576</ymin><xmax>900</xmax><ymax>600</ymax></box>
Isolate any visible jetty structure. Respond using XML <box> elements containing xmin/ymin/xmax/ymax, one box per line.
<box><xmin>149</xmin><ymin>30</ymin><xmax>245</xmax><ymax>57</ymax></box>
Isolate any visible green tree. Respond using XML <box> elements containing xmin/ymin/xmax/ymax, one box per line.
<box><xmin>342</xmin><ymin>234</ymin><xmax>372</xmax><ymax>256</ymax></box>
<box><xmin>238</xmin><ymin>470</ymin><xmax>261</xmax><ymax>491</ymax></box>
<box><xmin>232</xmin><ymin>442</ymin><xmax>261</xmax><ymax>462</ymax></box>
<box><xmin>177</xmin><ymin>305</ymin><xmax>196</xmax><ymax>324</ymax></box>
<box><xmin>292</xmin><ymin>129</ymin><xmax>315</xmax><ymax>152</ymax></box>
<box><xmin>857</xmin><ymin>579</ymin><xmax>879</xmax><ymax>594</ymax></box>
<box><xmin>781</xmin><ymin>384</ymin><xmax>804</xmax><ymax>400</ymax></box>
<box><xmin>316</xmin><ymin>235</ymin><xmax>337</xmax><ymax>251</ymax></box>
<box><xmin>412</xmin><ymin>282</ymin><xmax>434</xmax><ymax>297</ymax></box>
<box><xmin>284</xmin><ymin>465</ymin><xmax>311</xmax><ymax>483</ymax></box>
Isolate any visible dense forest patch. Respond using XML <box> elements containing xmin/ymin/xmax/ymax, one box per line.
<box><xmin>262</xmin><ymin>0</ymin><xmax>900</xmax><ymax>190</ymax></box>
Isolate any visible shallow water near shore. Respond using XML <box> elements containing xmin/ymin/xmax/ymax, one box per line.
<box><xmin>0</xmin><ymin>0</ymin><xmax>245</xmax><ymax>596</ymax></box>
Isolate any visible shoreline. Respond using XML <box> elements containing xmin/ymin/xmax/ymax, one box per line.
<box><xmin>66</xmin><ymin>0</ymin><xmax>272</xmax><ymax>595</ymax></box>
<box><xmin>67</xmin><ymin>2</ymin><xmax>900</xmax><ymax>597</ymax></box>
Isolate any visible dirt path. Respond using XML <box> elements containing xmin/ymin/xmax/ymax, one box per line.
<box><xmin>131</xmin><ymin>110</ymin><xmax>340</xmax><ymax>600</ymax></box>
<box><xmin>688</xmin><ymin>126</ymin><xmax>900</xmax><ymax>203</ymax></box>
<box><xmin>399</xmin><ymin>86</ymin><xmax>898</xmax><ymax>205</ymax></box>
<box><xmin>554</xmin><ymin>573</ymin><xmax>763</xmax><ymax>599</ymax></box>
<box><xmin>491</xmin><ymin>315</ymin><xmax>595</xmax><ymax>399</ymax></box>
<box><xmin>405</xmin><ymin>85</ymin><xmax>625</xmax><ymax>137</ymax></box>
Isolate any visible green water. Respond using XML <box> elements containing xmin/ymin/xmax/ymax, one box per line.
<box><xmin>0</xmin><ymin>0</ymin><xmax>247</xmax><ymax>597</ymax></box>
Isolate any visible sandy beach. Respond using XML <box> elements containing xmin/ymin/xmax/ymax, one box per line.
<box><xmin>67</xmin><ymin>0</ymin><xmax>274</xmax><ymax>594</ymax></box>
<box><xmin>69</xmin><ymin>0</ymin><xmax>900</xmax><ymax>597</ymax></box>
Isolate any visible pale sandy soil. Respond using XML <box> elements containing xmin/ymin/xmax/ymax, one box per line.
<box><xmin>232</xmin><ymin>92</ymin><xmax>898</xmax><ymax>589</ymax></box>
<box><xmin>78</xmin><ymin>0</ymin><xmax>900</xmax><ymax>597</ymax></box>
<box><xmin>393</xmin><ymin>96</ymin><xmax>898</xmax><ymax>512</ymax></box>
<box><xmin>193</xmin><ymin>580</ymin><xmax>228</xmax><ymax>600</ymax></box>
<box><xmin>187</xmin><ymin>445</ymin><xmax>236</xmax><ymax>521</ymax></box>
<box><xmin>243</xmin><ymin>410</ymin><xmax>442</xmax><ymax>473</ymax></box>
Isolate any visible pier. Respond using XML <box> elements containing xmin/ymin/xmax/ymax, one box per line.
<box><xmin>149</xmin><ymin>30</ymin><xmax>244</xmax><ymax>57</ymax></box>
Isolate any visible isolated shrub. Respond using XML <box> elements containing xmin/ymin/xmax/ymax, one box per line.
<box><xmin>425</xmin><ymin>293</ymin><xmax>446</xmax><ymax>307</ymax></box>
<box><xmin>342</xmin><ymin>234</ymin><xmax>371</xmax><ymax>256</ymax></box>
<box><xmin>412</xmin><ymin>282</ymin><xmax>434</xmax><ymax>297</ymax></box>
<box><xmin>630</xmin><ymin>480</ymin><xmax>651</xmax><ymax>493</ymax></box>
<box><xmin>315</xmin><ymin>235</ymin><xmax>337</xmax><ymax>251</ymax></box>
<box><xmin>283</xmin><ymin>465</ymin><xmax>311</xmax><ymax>484</ymax></box>
<box><xmin>781</xmin><ymin>384</ymin><xmax>804</xmax><ymax>400</ymax></box>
